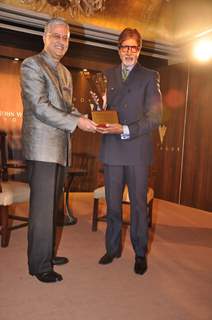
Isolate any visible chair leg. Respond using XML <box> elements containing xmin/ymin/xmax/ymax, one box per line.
<box><xmin>0</xmin><ymin>205</ymin><xmax>10</xmax><ymax>247</ymax></box>
<box><xmin>148</xmin><ymin>199</ymin><xmax>153</xmax><ymax>228</ymax></box>
<box><xmin>92</xmin><ymin>198</ymin><xmax>99</xmax><ymax>231</ymax></box>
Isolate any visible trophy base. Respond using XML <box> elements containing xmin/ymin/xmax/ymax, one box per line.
<box><xmin>91</xmin><ymin>110</ymin><xmax>118</xmax><ymax>126</ymax></box>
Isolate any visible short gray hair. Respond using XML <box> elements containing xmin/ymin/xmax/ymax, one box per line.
<box><xmin>44</xmin><ymin>18</ymin><xmax>70</xmax><ymax>35</ymax></box>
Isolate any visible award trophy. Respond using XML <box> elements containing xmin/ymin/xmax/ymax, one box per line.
<box><xmin>83</xmin><ymin>71</ymin><xmax>118</xmax><ymax>127</ymax></box>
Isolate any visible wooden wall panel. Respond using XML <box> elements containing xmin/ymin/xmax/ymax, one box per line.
<box><xmin>153</xmin><ymin>64</ymin><xmax>188</xmax><ymax>202</ymax></box>
<box><xmin>0</xmin><ymin>59</ymin><xmax>22</xmax><ymax>132</ymax></box>
<box><xmin>69</xmin><ymin>69</ymin><xmax>101</xmax><ymax>191</ymax></box>
<box><xmin>180</xmin><ymin>63</ymin><xmax>212</xmax><ymax>211</ymax></box>
<box><xmin>0</xmin><ymin>58</ymin><xmax>23</xmax><ymax>159</ymax></box>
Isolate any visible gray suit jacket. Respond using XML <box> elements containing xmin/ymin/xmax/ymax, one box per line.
<box><xmin>100</xmin><ymin>63</ymin><xmax>162</xmax><ymax>166</ymax></box>
<box><xmin>20</xmin><ymin>51</ymin><xmax>80</xmax><ymax>166</ymax></box>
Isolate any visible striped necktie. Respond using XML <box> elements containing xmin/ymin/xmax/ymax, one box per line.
<box><xmin>122</xmin><ymin>66</ymin><xmax>129</xmax><ymax>81</ymax></box>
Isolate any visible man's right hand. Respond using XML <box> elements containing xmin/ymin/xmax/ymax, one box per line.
<box><xmin>77</xmin><ymin>117</ymin><xmax>97</xmax><ymax>133</ymax></box>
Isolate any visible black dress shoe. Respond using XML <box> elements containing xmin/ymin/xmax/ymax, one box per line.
<box><xmin>35</xmin><ymin>271</ymin><xmax>63</xmax><ymax>283</ymax></box>
<box><xmin>134</xmin><ymin>256</ymin><xmax>147</xmax><ymax>275</ymax></box>
<box><xmin>99</xmin><ymin>252</ymin><xmax>121</xmax><ymax>265</ymax></box>
<box><xmin>52</xmin><ymin>256</ymin><xmax>69</xmax><ymax>266</ymax></box>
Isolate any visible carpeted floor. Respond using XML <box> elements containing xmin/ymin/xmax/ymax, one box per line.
<box><xmin>0</xmin><ymin>193</ymin><xmax>212</xmax><ymax>320</ymax></box>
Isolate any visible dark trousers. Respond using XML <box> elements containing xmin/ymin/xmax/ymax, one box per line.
<box><xmin>104</xmin><ymin>164</ymin><xmax>149</xmax><ymax>257</ymax></box>
<box><xmin>27</xmin><ymin>160</ymin><xmax>65</xmax><ymax>275</ymax></box>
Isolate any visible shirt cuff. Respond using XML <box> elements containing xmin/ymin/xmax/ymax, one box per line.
<box><xmin>121</xmin><ymin>125</ymin><xmax>130</xmax><ymax>140</ymax></box>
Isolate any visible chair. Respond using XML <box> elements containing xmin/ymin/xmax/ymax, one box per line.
<box><xmin>68</xmin><ymin>152</ymin><xmax>96</xmax><ymax>192</ymax></box>
<box><xmin>0</xmin><ymin>131</ymin><xmax>26</xmax><ymax>182</ymax></box>
<box><xmin>92</xmin><ymin>185</ymin><xmax>154</xmax><ymax>231</ymax></box>
<box><xmin>0</xmin><ymin>131</ymin><xmax>30</xmax><ymax>247</ymax></box>
<box><xmin>0</xmin><ymin>180</ymin><xmax>30</xmax><ymax>247</ymax></box>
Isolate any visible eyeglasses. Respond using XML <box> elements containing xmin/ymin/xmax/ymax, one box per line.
<box><xmin>119</xmin><ymin>45</ymin><xmax>140</xmax><ymax>53</ymax></box>
<box><xmin>48</xmin><ymin>33</ymin><xmax>70</xmax><ymax>42</ymax></box>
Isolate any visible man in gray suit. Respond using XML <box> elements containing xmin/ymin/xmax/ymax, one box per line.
<box><xmin>20</xmin><ymin>18</ymin><xmax>96</xmax><ymax>283</ymax></box>
<box><xmin>97</xmin><ymin>28</ymin><xmax>162</xmax><ymax>275</ymax></box>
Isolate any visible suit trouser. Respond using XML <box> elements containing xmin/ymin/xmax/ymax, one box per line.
<box><xmin>104</xmin><ymin>164</ymin><xmax>149</xmax><ymax>257</ymax></box>
<box><xmin>27</xmin><ymin>160</ymin><xmax>65</xmax><ymax>275</ymax></box>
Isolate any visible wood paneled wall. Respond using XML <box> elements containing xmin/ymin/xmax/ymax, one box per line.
<box><xmin>153</xmin><ymin>64</ymin><xmax>188</xmax><ymax>203</ymax></box>
<box><xmin>154</xmin><ymin>62</ymin><xmax>212</xmax><ymax>211</ymax></box>
<box><xmin>0</xmin><ymin>59</ymin><xmax>22</xmax><ymax>133</ymax></box>
<box><xmin>180</xmin><ymin>63</ymin><xmax>212</xmax><ymax>211</ymax></box>
<box><xmin>0</xmin><ymin>58</ymin><xmax>24</xmax><ymax>159</ymax></box>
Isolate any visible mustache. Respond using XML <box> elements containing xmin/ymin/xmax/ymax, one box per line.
<box><xmin>124</xmin><ymin>56</ymin><xmax>134</xmax><ymax>60</ymax></box>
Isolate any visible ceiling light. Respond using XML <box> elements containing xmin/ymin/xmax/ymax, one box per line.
<box><xmin>193</xmin><ymin>39</ymin><xmax>212</xmax><ymax>62</ymax></box>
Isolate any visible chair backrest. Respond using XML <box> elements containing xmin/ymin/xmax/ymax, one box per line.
<box><xmin>71</xmin><ymin>152</ymin><xmax>96</xmax><ymax>191</ymax></box>
<box><xmin>72</xmin><ymin>152</ymin><xmax>89</xmax><ymax>171</ymax></box>
<box><xmin>0</xmin><ymin>131</ymin><xmax>27</xmax><ymax>182</ymax></box>
<box><xmin>0</xmin><ymin>131</ymin><xmax>9</xmax><ymax>181</ymax></box>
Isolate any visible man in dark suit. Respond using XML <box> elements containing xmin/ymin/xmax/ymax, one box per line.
<box><xmin>97</xmin><ymin>28</ymin><xmax>162</xmax><ymax>275</ymax></box>
<box><xmin>20</xmin><ymin>18</ymin><xmax>97</xmax><ymax>283</ymax></box>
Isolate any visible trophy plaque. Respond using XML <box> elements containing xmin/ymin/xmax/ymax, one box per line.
<box><xmin>83</xmin><ymin>71</ymin><xmax>119</xmax><ymax>127</ymax></box>
<box><xmin>91</xmin><ymin>110</ymin><xmax>119</xmax><ymax>127</ymax></box>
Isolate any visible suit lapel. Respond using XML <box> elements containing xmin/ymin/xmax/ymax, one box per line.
<box><xmin>107</xmin><ymin>65</ymin><xmax>124</xmax><ymax>107</ymax></box>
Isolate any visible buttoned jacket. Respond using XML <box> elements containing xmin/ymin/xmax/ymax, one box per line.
<box><xmin>100</xmin><ymin>63</ymin><xmax>162</xmax><ymax>166</ymax></box>
<box><xmin>20</xmin><ymin>51</ymin><xmax>80</xmax><ymax>166</ymax></box>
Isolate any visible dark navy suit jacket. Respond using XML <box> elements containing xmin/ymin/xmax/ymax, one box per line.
<box><xmin>100</xmin><ymin>63</ymin><xmax>162</xmax><ymax>166</ymax></box>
